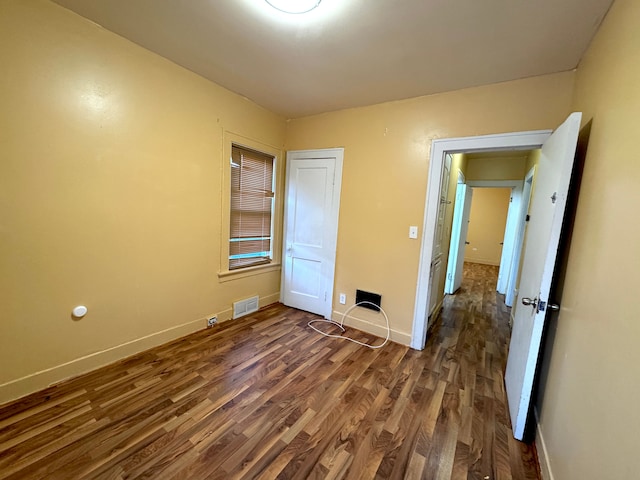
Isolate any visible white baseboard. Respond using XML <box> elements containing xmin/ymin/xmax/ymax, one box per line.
<box><xmin>535</xmin><ymin>407</ymin><xmax>555</xmax><ymax>480</ymax></box>
<box><xmin>260</xmin><ymin>292</ymin><xmax>280</xmax><ymax>309</ymax></box>
<box><xmin>0</xmin><ymin>316</ymin><xmax>205</xmax><ymax>406</ymax></box>
<box><xmin>0</xmin><ymin>292</ymin><xmax>281</xmax><ymax>406</ymax></box>
<box><xmin>429</xmin><ymin>297</ymin><xmax>445</xmax><ymax>323</ymax></box>
<box><xmin>331</xmin><ymin>309</ymin><xmax>412</xmax><ymax>346</ymax></box>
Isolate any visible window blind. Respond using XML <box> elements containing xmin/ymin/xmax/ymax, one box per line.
<box><xmin>229</xmin><ymin>145</ymin><xmax>275</xmax><ymax>270</ymax></box>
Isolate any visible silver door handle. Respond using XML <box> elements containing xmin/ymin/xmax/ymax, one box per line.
<box><xmin>521</xmin><ymin>297</ymin><xmax>538</xmax><ymax>308</ymax></box>
<box><xmin>548</xmin><ymin>303</ymin><xmax>560</xmax><ymax>311</ymax></box>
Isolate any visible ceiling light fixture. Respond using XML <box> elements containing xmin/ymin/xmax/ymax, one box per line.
<box><xmin>265</xmin><ymin>0</ymin><xmax>322</xmax><ymax>14</ymax></box>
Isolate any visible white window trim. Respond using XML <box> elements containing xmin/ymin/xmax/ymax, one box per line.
<box><xmin>218</xmin><ymin>131</ymin><xmax>283</xmax><ymax>281</ymax></box>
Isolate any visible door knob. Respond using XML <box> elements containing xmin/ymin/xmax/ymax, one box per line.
<box><xmin>521</xmin><ymin>297</ymin><xmax>538</xmax><ymax>308</ymax></box>
<box><xmin>522</xmin><ymin>297</ymin><xmax>560</xmax><ymax>313</ymax></box>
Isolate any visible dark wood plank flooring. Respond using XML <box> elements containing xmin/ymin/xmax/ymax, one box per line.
<box><xmin>0</xmin><ymin>262</ymin><xmax>540</xmax><ymax>479</ymax></box>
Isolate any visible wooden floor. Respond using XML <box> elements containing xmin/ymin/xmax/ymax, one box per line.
<box><xmin>0</xmin><ymin>263</ymin><xmax>540</xmax><ymax>479</ymax></box>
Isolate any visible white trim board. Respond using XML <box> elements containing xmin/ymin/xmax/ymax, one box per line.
<box><xmin>0</xmin><ymin>293</ymin><xmax>280</xmax><ymax>406</ymax></box>
<box><xmin>535</xmin><ymin>408</ymin><xmax>555</xmax><ymax>480</ymax></box>
<box><xmin>0</xmin><ymin>316</ymin><xmax>204</xmax><ymax>405</ymax></box>
<box><xmin>411</xmin><ymin>129</ymin><xmax>552</xmax><ymax>350</ymax></box>
<box><xmin>331</xmin><ymin>310</ymin><xmax>412</xmax><ymax>346</ymax></box>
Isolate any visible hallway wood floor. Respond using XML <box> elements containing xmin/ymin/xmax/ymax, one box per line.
<box><xmin>0</xmin><ymin>263</ymin><xmax>540</xmax><ymax>479</ymax></box>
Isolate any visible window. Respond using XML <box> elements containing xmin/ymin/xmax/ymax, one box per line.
<box><xmin>229</xmin><ymin>144</ymin><xmax>275</xmax><ymax>270</ymax></box>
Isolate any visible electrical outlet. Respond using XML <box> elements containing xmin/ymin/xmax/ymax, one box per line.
<box><xmin>207</xmin><ymin>316</ymin><xmax>217</xmax><ymax>328</ymax></box>
<box><xmin>339</xmin><ymin>293</ymin><xmax>346</xmax><ymax>305</ymax></box>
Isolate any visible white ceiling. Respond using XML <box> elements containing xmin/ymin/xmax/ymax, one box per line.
<box><xmin>52</xmin><ymin>0</ymin><xmax>614</xmax><ymax>119</ymax></box>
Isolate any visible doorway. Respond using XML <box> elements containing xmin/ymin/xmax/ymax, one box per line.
<box><xmin>411</xmin><ymin>130</ymin><xmax>552</xmax><ymax>350</ymax></box>
<box><xmin>412</xmin><ymin>113</ymin><xmax>582</xmax><ymax>442</ymax></box>
<box><xmin>445</xmin><ymin>179</ymin><xmax>524</xmax><ymax>297</ymax></box>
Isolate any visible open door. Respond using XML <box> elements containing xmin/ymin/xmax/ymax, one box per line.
<box><xmin>428</xmin><ymin>154</ymin><xmax>452</xmax><ymax>314</ymax></box>
<box><xmin>497</xmin><ymin>187</ymin><xmax>521</xmax><ymax>294</ymax></box>
<box><xmin>445</xmin><ymin>184</ymin><xmax>473</xmax><ymax>294</ymax></box>
<box><xmin>504</xmin><ymin>112</ymin><xmax>581</xmax><ymax>440</ymax></box>
<box><xmin>505</xmin><ymin>166</ymin><xmax>535</xmax><ymax>307</ymax></box>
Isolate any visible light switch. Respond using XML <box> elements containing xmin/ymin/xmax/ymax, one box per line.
<box><xmin>409</xmin><ymin>226</ymin><xmax>418</xmax><ymax>239</ymax></box>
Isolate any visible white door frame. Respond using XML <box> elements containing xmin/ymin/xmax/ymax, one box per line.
<box><xmin>411</xmin><ymin>130</ymin><xmax>551</xmax><ymax>350</ymax></box>
<box><xmin>280</xmin><ymin>148</ymin><xmax>344</xmax><ymax>319</ymax></box>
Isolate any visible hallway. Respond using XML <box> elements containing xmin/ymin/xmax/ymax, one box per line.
<box><xmin>426</xmin><ymin>261</ymin><xmax>540</xmax><ymax>478</ymax></box>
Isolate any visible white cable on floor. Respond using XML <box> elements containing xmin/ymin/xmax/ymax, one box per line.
<box><xmin>307</xmin><ymin>301</ymin><xmax>390</xmax><ymax>349</ymax></box>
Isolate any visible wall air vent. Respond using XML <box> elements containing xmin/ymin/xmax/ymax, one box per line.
<box><xmin>355</xmin><ymin>289</ymin><xmax>382</xmax><ymax>311</ymax></box>
<box><xmin>233</xmin><ymin>296</ymin><xmax>259</xmax><ymax>319</ymax></box>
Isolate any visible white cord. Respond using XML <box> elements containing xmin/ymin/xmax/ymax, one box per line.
<box><xmin>307</xmin><ymin>301</ymin><xmax>390</xmax><ymax>349</ymax></box>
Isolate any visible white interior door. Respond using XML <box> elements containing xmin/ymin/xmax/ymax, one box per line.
<box><xmin>445</xmin><ymin>184</ymin><xmax>473</xmax><ymax>294</ymax></box>
<box><xmin>282</xmin><ymin>149</ymin><xmax>343</xmax><ymax>318</ymax></box>
<box><xmin>505</xmin><ymin>167</ymin><xmax>535</xmax><ymax>307</ymax></box>
<box><xmin>497</xmin><ymin>187</ymin><xmax>521</xmax><ymax>294</ymax></box>
<box><xmin>432</xmin><ymin>154</ymin><xmax>452</xmax><ymax>260</ymax></box>
<box><xmin>429</xmin><ymin>154</ymin><xmax>452</xmax><ymax>315</ymax></box>
<box><xmin>505</xmin><ymin>112</ymin><xmax>581</xmax><ymax>440</ymax></box>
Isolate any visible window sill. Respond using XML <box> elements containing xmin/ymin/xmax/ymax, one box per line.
<box><xmin>218</xmin><ymin>262</ymin><xmax>282</xmax><ymax>283</ymax></box>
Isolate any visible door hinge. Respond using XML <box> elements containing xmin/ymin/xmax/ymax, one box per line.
<box><xmin>324</xmin><ymin>291</ymin><xmax>327</xmax><ymax>301</ymax></box>
<box><xmin>525</xmin><ymin>214</ymin><xmax>530</xmax><ymax>222</ymax></box>
<box><xmin>551</xmin><ymin>192</ymin><xmax>557</xmax><ymax>204</ymax></box>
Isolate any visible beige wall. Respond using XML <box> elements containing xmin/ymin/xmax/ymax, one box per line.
<box><xmin>0</xmin><ymin>0</ymin><xmax>286</xmax><ymax>403</ymax></box>
<box><xmin>535</xmin><ymin>0</ymin><xmax>640</xmax><ymax>478</ymax></box>
<box><xmin>464</xmin><ymin>188</ymin><xmax>511</xmax><ymax>266</ymax></box>
<box><xmin>286</xmin><ymin>72</ymin><xmax>575</xmax><ymax>343</ymax></box>
<box><xmin>525</xmin><ymin>149</ymin><xmax>541</xmax><ymax>176</ymax></box>
<box><xmin>466</xmin><ymin>156</ymin><xmax>527</xmax><ymax>181</ymax></box>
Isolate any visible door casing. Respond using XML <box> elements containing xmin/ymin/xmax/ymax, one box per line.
<box><xmin>411</xmin><ymin>130</ymin><xmax>551</xmax><ymax>350</ymax></box>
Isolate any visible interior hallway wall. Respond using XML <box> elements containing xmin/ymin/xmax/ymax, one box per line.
<box><xmin>464</xmin><ymin>188</ymin><xmax>511</xmax><ymax>266</ymax></box>
<box><xmin>466</xmin><ymin>156</ymin><xmax>527</xmax><ymax>181</ymax></box>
